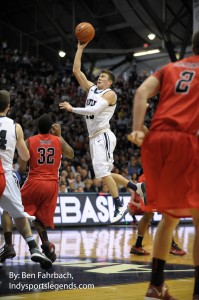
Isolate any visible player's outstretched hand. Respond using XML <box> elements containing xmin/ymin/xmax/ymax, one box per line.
<box><xmin>51</xmin><ymin>123</ymin><xmax>61</xmax><ymax>137</ymax></box>
<box><xmin>59</xmin><ymin>101</ymin><xmax>73</xmax><ymax>112</ymax></box>
<box><xmin>77</xmin><ymin>41</ymin><xmax>89</xmax><ymax>49</ymax></box>
<box><xmin>127</xmin><ymin>131</ymin><xmax>145</xmax><ymax>147</ymax></box>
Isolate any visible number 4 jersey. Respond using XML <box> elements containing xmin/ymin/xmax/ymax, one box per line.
<box><xmin>151</xmin><ymin>55</ymin><xmax>199</xmax><ymax>135</ymax></box>
<box><xmin>0</xmin><ymin>116</ymin><xmax>16</xmax><ymax>173</ymax></box>
<box><xmin>26</xmin><ymin>133</ymin><xmax>62</xmax><ymax>181</ymax></box>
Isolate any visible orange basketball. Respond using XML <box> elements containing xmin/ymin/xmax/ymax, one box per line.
<box><xmin>75</xmin><ymin>22</ymin><xmax>95</xmax><ymax>44</ymax></box>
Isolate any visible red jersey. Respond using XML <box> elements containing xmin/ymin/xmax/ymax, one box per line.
<box><xmin>0</xmin><ymin>159</ymin><xmax>4</xmax><ymax>174</ymax></box>
<box><xmin>151</xmin><ymin>55</ymin><xmax>199</xmax><ymax>135</ymax></box>
<box><xmin>0</xmin><ymin>159</ymin><xmax>6</xmax><ymax>197</ymax></box>
<box><xmin>27</xmin><ymin>133</ymin><xmax>62</xmax><ymax>181</ymax></box>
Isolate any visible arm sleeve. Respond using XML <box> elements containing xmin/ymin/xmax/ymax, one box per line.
<box><xmin>72</xmin><ymin>96</ymin><xmax>109</xmax><ymax>116</ymax></box>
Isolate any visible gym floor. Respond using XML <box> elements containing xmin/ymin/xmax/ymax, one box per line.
<box><xmin>0</xmin><ymin>224</ymin><xmax>194</xmax><ymax>299</ymax></box>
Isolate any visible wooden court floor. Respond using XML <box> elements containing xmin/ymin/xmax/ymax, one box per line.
<box><xmin>0</xmin><ymin>224</ymin><xmax>194</xmax><ymax>299</ymax></box>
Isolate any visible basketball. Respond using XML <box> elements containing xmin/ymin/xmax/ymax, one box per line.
<box><xmin>75</xmin><ymin>22</ymin><xmax>95</xmax><ymax>44</ymax></box>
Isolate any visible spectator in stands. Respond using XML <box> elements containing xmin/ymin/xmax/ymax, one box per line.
<box><xmin>90</xmin><ymin>178</ymin><xmax>102</xmax><ymax>193</ymax></box>
<box><xmin>74</xmin><ymin>173</ymin><xmax>85</xmax><ymax>190</ymax></box>
<box><xmin>84</xmin><ymin>179</ymin><xmax>94</xmax><ymax>192</ymax></box>
<box><xmin>67</xmin><ymin>171</ymin><xmax>76</xmax><ymax>185</ymax></box>
<box><xmin>59</xmin><ymin>181</ymin><xmax>68</xmax><ymax>193</ymax></box>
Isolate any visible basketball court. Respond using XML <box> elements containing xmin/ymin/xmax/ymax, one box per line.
<box><xmin>0</xmin><ymin>224</ymin><xmax>194</xmax><ymax>299</ymax></box>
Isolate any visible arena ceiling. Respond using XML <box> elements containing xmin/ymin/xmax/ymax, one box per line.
<box><xmin>0</xmin><ymin>0</ymin><xmax>193</xmax><ymax>72</ymax></box>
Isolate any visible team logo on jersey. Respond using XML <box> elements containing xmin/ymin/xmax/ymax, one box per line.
<box><xmin>86</xmin><ymin>99</ymin><xmax>96</xmax><ymax>106</ymax></box>
<box><xmin>94</xmin><ymin>88</ymin><xmax>103</xmax><ymax>94</ymax></box>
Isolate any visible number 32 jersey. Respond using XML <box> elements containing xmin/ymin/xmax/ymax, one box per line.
<box><xmin>151</xmin><ymin>55</ymin><xmax>199</xmax><ymax>135</ymax></box>
<box><xmin>27</xmin><ymin>134</ymin><xmax>62</xmax><ymax>181</ymax></box>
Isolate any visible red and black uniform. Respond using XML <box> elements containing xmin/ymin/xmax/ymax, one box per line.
<box><xmin>142</xmin><ymin>55</ymin><xmax>199</xmax><ymax>217</ymax></box>
<box><xmin>21</xmin><ymin>134</ymin><xmax>62</xmax><ymax>228</ymax></box>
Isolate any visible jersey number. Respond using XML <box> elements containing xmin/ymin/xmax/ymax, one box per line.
<box><xmin>175</xmin><ymin>71</ymin><xmax>195</xmax><ymax>94</ymax></box>
<box><xmin>86</xmin><ymin>115</ymin><xmax>94</xmax><ymax>119</ymax></box>
<box><xmin>37</xmin><ymin>147</ymin><xmax>55</xmax><ymax>164</ymax></box>
<box><xmin>0</xmin><ymin>130</ymin><xmax>7</xmax><ymax>150</ymax></box>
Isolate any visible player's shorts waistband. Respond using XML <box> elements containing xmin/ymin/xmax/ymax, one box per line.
<box><xmin>89</xmin><ymin>128</ymin><xmax>110</xmax><ymax>138</ymax></box>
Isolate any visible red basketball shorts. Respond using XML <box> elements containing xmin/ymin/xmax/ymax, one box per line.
<box><xmin>21</xmin><ymin>178</ymin><xmax>58</xmax><ymax>228</ymax></box>
<box><xmin>141</xmin><ymin>131</ymin><xmax>199</xmax><ymax>217</ymax></box>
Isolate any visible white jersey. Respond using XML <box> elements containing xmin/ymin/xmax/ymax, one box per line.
<box><xmin>85</xmin><ymin>85</ymin><xmax>116</xmax><ymax>137</ymax></box>
<box><xmin>0</xmin><ymin>116</ymin><xmax>35</xmax><ymax>220</ymax></box>
<box><xmin>0</xmin><ymin>116</ymin><xmax>16</xmax><ymax>173</ymax></box>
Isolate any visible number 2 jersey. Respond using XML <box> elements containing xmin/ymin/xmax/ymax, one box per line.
<box><xmin>151</xmin><ymin>55</ymin><xmax>199</xmax><ymax>135</ymax></box>
<box><xmin>26</xmin><ymin>133</ymin><xmax>62</xmax><ymax>181</ymax></box>
<box><xmin>85</xmin><ymin>85</ymin><xmax>117</xmax><ymax>137</ymax></box>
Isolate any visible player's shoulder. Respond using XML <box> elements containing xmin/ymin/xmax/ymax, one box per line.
<box><xmin>103</xmin><ymin>88</ymin><xmax>116</xmax><ymax>96</ymax></box>
<box><xmin>88</xmin><ymin>84</ymin><xmax>97</xmax><ymax>92</ymax></box>
<box><xmin>3</xmin><ymin>116</ymin><xmax>15</xmax><ymax>124</ymax></box>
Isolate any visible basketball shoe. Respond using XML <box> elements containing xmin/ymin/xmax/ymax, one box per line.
<box><xmin>145</xmin><ymin>283</ymin><xmax>177</xmax><ymax>300</ymax></box>
<box><xmin>110</xmin><ymin>206</ymin><xmax>128</xmax><ymax>224</ymax></box>
<box><xmin>0</xmin><ymin>244</ymin><xmax>16</xmax><ymax>262</ymax></box>
<box><xmin>30</xmin><ymin>247</ymin><xmax>52</xmax><ymax>270</ymax></box>
<box><xmin>170</xmin><ymin>242</ymin><xmax>187</xmax><ymax>256</ymax></box>
<box><xmin>130</xmin><ymin>245</ymin><xmax>150</xmax><ymax>256</ymax></box>
<box><xmin>41</xmin><ymin>242</ymin><xmax>56</xmax><ymax>262</ymax></box>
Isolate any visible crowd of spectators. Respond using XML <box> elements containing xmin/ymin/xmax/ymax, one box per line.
<box><xmin>0</xmin><ymin>46</ymin><xmax>158</xmax><ymax>193</ymax></box>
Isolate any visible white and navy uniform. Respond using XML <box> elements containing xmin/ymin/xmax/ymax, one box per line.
<box><xmin>0</xmin><ymin>116</ymin><xmax>34</xmax><ymax>219</ymax></box>
<box><xmin>86</xmin><ymin>85</ymin><xmax>117</xmax><ymax>179</ymax></box>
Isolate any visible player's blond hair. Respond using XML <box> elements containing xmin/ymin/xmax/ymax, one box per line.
<box><xmin>0</xmin><ymin>90</ymin><xmax>10</xmax><ymax>112</ymax></box>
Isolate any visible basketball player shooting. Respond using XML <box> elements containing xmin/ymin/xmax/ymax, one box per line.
<box><xmin>59</xmin><ymin>40</ymin><xmax>145</xmax><ymax>224</ymax></box>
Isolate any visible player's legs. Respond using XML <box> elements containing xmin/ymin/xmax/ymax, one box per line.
<box><xmin>22</xmin><ymin>179</ymin><xmax>57</xmax><ymax>262</ymax></box>
<box><xmin>2</xmin><ymin>211</ymin><xmax>13</xmax><ymax>236</ymax></box>
<box><xmin>130</xmin><ymin>212</ymin><xmax>153</xmax><ymax>255</ymax></box>
<box><xmin>14</xmin><ymin>216</ymin><xmax>52</xmax><ymax>269</ymax></box>
<box><xmin>170</xmin><ymin>221</ymin><xmax>187</xmax><ymax>256</ymax></box>
<box><xmin>14</xmin><ymin>217</ymin><xmax>34</xmax><ymax>239</ymax></box>
<box><xmin>191</xmin><ymin>208</ymin><xmax>199</xmax><ymax>298</ymax></box>
<box><xmin>0</xmin><ymin>175</ymin><xmax>52</xmax><ymax>269</ymax></box>
<box><xmin>138</xmin><ymin>212</ymin><xmax>154</xmax><ymax>237</ymax></box>
<box><xmin>102</xmin><ymin>172</ymin><xmax>140</xmax><ymax>201</ymax></box>
<box><xmin>102</xmin><ymin>174</ymin><xmax>119</xmax><ymax>198</ymax></box>
<box><xmin>102</xmin><ymin>174</ymin><xmax>128</xmax><ymax>223</ymax></box>
<box><xmin>33</xmin><ymin>219</ymin><xmax>56</xmax><ymax>262</ymax></box>
<box><xmin>111</xmin><ymin>173</ymin><xmax>146</xmax><ymax>203</ymax></box>
<box><xmin>145</xmin><ymin>213</ymin><xmax>179</xmax><ymax>299</ymax></box>
<box><xmin>153</xmin><ymin>214</ymin><xmax>179</xmax><ymax>260</ymax></box>
<box><xmin>90</xmin><ymin>131</ymin><xmax>127</xmax><ymax>223</ymax></box>
<box><xmin>0</xmin><ymin>211</ymin><xmax>16</xmax><ymax>262</ymax></box>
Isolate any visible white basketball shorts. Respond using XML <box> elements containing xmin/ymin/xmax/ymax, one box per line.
<box><xmin>89</xmin><ymin>130</ymin><xmax>116</xmax><ymax>179</ymax></box>
<box><xmin>0</xmin><ymin>171</ymin><xmax>35</xmax><ymax>220</ymax></box>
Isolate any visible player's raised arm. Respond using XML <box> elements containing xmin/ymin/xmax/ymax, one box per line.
<box><xmin>73</xmin><ymin>42</ymin><xmax>93</xmax><ymax>92</ymax></box>
<box><xmin>51</xmin><ymin>123</ymin><xmax>74</xmax><ymax>159</ymax></box>
<box><xmin>16</xmin><ymin>124</ymin><xmax>30</xmax><ymax>161</ymax></box>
